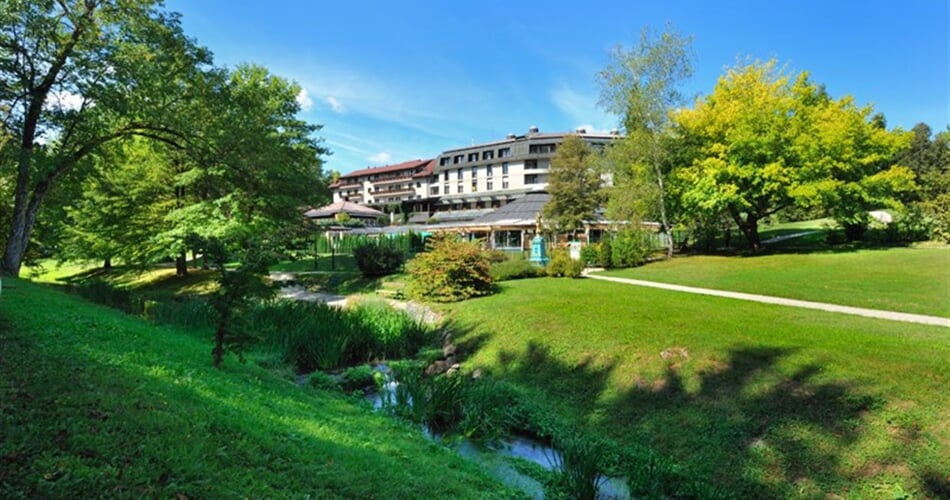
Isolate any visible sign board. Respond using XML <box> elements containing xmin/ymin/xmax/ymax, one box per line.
<box><xmin>569</xmin><ymin>241</ymin><xmax>582</xmax><ymax>261</ymax></box>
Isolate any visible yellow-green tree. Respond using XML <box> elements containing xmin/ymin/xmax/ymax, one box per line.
<box><xmin>674</xmin><ymin>60</ymin><xmax>913</xmax><ymax>249</ymax></box>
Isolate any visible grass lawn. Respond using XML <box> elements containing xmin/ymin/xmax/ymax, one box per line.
<box><xmin>445</xmin><ymin>277</ymin><xmax>950</xmax><ymax>498</ymax></box>
<box><xmin>596</xmin><ymin>246</ymin><xmax>950</xmax><ymax>317</ymax></box>
<box><xmin>0</xmin><ymin>279</ymin><xmax>516</xmax><ymax>498</ymax></box>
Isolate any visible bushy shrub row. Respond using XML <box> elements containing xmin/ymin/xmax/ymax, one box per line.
<box><xmin>489</xmin><ymin>253</ymin><xmax>544</xmax><ymax>281</ymax></box>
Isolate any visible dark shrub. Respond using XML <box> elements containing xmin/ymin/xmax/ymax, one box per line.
<box><xmin>352</xmin><ymin>241</ymin><xmax>406</xmax><ymax>277</ymax></box>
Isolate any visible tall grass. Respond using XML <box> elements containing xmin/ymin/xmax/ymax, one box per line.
<box><xmin>253</xmin><ymin>299</ymin><xmax>436</xmax><ymax>373</ymax></box>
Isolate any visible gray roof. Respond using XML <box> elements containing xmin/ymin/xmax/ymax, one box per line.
<box><xmin>473</xmin><ymin>193</ymin><xmax>549</xmax><ymax>226</ymax></box>
<box><xmin>303</xmin><ymin>201</ymin><xmax>385</xmax><ymax>219</ymax></box>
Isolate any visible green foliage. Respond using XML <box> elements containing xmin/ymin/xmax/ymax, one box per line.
<box><xmin>674</xmin><ymin>59</ymin><xmax>913</xmax><ymax>249</ymax></box>
<box><xmin>257</xmin><ymin>301</ymin><xmax>355</xmax><ymax>372</ymax></box>
<box><xmin>405</xmin><ymin>233</ymin><xmax>495</xmax><ymax>302</ymax></box>
<box><xmin>341</xmin><ymin>364</ymin><xmax>376</xmax><ymax>391</ymax></box>
<box><xmin>543</xmin><ymin>135</ymin><xmax>604</xmax><ymax>233</ymax></box>
<box><xmin>545</xmin><ymin>250</ymin><xmax>585</xmax><ymax>278</ymax></box>
<box><xmin>580</xmin><ymin>241</ymin><xmax>613</xmax><ymax>268</ymax></box>
<box><xmin>490</xmin><ymin>253</ymin><xmax>544</xmax><ymax>281</ymax></box>
<box><xmin>1</xmin><ymin>0</ymin><xmax>215</xmax><ymax>275</ymax></box>
<box><xmin>307</xmin><ymin>371</ymin><xmax>342</xmax><ymax>391</ymax></box>
<box><xmin>385</xmin><ymin>369</ymin><xmax>527</xmax><ymax>442</ymax></box>
<box><xmin>546</xmin><ymin>431</ymin><xmax>607</xmax><ymax>500</ymax></box>
<box><xmin>610</xmin><ymin>228</ymin><xmax>653</xmax><ymax>268</ymax></box>
<box><xmin>348</xmin><ymin>299</ymin><xmax>431</xmax><ymax>360</ymax></box>
<box><xmin>598</xmin><ymin>26</ymin><xmax>693</xmax><ymax>259</ymax></box>
<box><xmin>352</xmin><ymin>241</ymin><xmax>406</xmax><ymax>277</ymax></box>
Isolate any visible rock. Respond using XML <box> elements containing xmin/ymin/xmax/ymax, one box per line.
<box><xmin>442</xmin><ymin>344</ymin><xmax>458</xmax><ymax>358</ymax></box>
<box><xmin>471</xmin><ymin>368</ymin><xmax>483</xmax><ymax>379</ymax></box>
<box><xmin>425</xmin><ymin>360</ymin><xmax>449</xmax><ymax>376</ymax></box>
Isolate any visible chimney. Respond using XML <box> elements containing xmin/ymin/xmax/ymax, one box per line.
<box><xmin>528</xmin><ymin>125</ymin><xmax>539</xmax><ymax>134</ymax></box>
<box><xmin>575</xmin><ymin>127</ymin><xmax>587</xmax><ymax>134</ymax></box>
<box><xmin>610</xmin><ymin>129</ymin><xmax>620</xmax><ymax>136</ymax></box>
<box><xmin>506</xmin><ymin>133</ymin><xmax>516</xmax><ymax>139</ymax></box>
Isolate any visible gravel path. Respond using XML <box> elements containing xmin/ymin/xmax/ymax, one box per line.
<box><xmin>584</xmin><ymin>272</ymin><xmax>950</xmax><ymax>328</ymax></box>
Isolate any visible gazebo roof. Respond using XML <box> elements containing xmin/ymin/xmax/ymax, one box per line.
<box><xmin>303</xmin><ymin>201</ymin><xmax>385</xmax><ymax>220</ymax></box>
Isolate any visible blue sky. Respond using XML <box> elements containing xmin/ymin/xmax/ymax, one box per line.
<box><xmin>166</xmin><ymin>0</ymin><xmax>948</xmax><ymax>175</ymax></box>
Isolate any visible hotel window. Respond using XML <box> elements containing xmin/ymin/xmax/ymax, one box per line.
<box><xmin>471</xmin><ymin>166</ymin><xmax>477</xmax><ymax>178</ymax></box>
<box><xmin>526</xmin><ymin>174</ymin><xmax>539</xmax><ymax>184</ymax></box>
<box><xmin>456</xmin><ymin>170</ymin><xmax>463</xmax><ymax>180</ymax></box>
<box><xmin>502</xmin><ymin>179</ymin><xmax>509</xmax><ymax>189</ymax></box>
<box><xmin>457</xmin><ymin>182</ymin><xmax>463</xmax><ymax>194</ymax></box>
<box><xmin>482</xmin><ymin>150</ymin><xmax>494</xmax><ymax>160</ymax></box>
<box><xmin>486</xmin><ymin>164</ymin><xmax>493</xmax><ymax>177</ymax></box>
<box><xmin>467</xmin><ymin>152</ymin><xmax>479</xmax><ymax>162</ymax></box>
<box><xmin>493</xmin><ymin>230</ymin><xmax>521</xmax><ymax>250</ymax></box>
<box><xmin>502</xmin><ymin>162</ymin><xmax>509</xmax><ymax>175</ymax></box>
<box><xmin>439</xmin><ymin>157</ymin><xmax>450</xmax><ymax>166</ymax></box>
<box><xmin>431</xmin><ymin>186</ymin><xmax>440</xmax><ymax>195</ymax></box>
<box><xmin>453</xmin><ymin>154</ymin><xmax>464</xmax><ymax>164</ymax></box>
<box><xmin>443</xmin><ymin>183</ymin><xmax>449</xmax><ymax>194</ymax></box>
<box><xmin>525</xmin><ymin>159</ymin><xmax>537</xmax><ymax>169</ymax></box>
<box><xmin>486</xmin><ymin>180</ymin><xmax>493</xmax><ymax>191</ymax></box>
<box><xmin>443</xmin><ymin>171</ymin><xmax>449</xmax><ymax>181</ymax></box>
<box><xmin>498</xmin><ymin>147</ymin><xmax>511</xmax><ymax>158</ymax></box>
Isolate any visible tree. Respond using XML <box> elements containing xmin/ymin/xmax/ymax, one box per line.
<box><xmin>58</xmin><ymin>138</ymin><xmax>177</xmax><ymax>268</ymax></box>
<box><xmin>673</xmin><ymin>60</ymin><xmax>912</xmax><ymax>249</ymax></box>
<box><xmin>543</xmin><ymin>135</ymin><xmax>604</xmax><ymax>236</ymax></box>
<box><xmin>598</xmin><ymin>27</ymin><xmax>693</xmax><ymax>258</ymax></box>
<box><xmin>0</xmin><ymin>0</ymin><xmax>209</xmax><ymax>275</ymax></box>
<box><xmin>895</xmin><ymin>123</ymin><xmax>950</xmax><ymax>240</ymax></box>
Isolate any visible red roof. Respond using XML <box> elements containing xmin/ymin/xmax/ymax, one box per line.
<box><xmin>412</xmin><ymin>159</ymin><xmax>436</xmax><ymax>178</ymax></box>
<box><xmin>339</xmin><ymin>159</ymin><xmax>431</xmax><ymax>180</ymax></box>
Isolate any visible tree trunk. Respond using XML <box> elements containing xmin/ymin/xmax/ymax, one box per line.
<box><xmin>729</xmin><ymin>209</ymin><xmax>761</xmax><ymax>251</ymax></box>
<box><xmin>175</xmin><ymin>251</ymin><xmax>188</xmax><ymax>277</ymax></box>
<box><xmin>103</xmin><ymin>257</ymin><xmax>112</xmax><ymax>271</ymax></box>
<box><xmin>2</xmin><ymin>182</ymin><xmax>48</xmax><ymax>277</ymax></box>
<box><xmin>652</xmin><ymin>146</ymin><xmax>674</xmax><ymax>259</ymax></box>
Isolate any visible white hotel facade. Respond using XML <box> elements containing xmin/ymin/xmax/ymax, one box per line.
<box><xmin>330</xmin><ymin>126</ymin><xmax>619</xmax><ymax>224</ymax></box>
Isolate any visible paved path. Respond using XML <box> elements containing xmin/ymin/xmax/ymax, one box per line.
<box><xmin>584</xmin><ymin>272</ymin><xmax>950</xmax><ymax>328</ymax></box>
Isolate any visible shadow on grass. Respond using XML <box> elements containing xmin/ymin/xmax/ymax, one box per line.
<box><xmin>484</xmin><ymin>340</ymin><xmax>882</xmax><ymax>497</ymax></box>
<box><xmin>0</xmin><ymin>309</ymin><xmax>508</xmax><ymax>498</ymax></box>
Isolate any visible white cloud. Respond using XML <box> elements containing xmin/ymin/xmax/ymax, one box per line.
<box><xmin>574</xmin><ymin>123</ymin><xmax>613</xmax><ymax>134</ymax></box>
<box><xmin>324</xmin><ymin>96</ymin><xmax>345</xmax><ymax>113</ymax></box>
<box><xmin>368</xmin><ymin>152</ymin><xmax>392</xmax><ymax>164</ymax></box>
<box><xmin>46</xmin><ymin>90</ymin><xmax>87</xmax><ymax>111</ymax></box>
<box><xmin>296</xmin><ymin>88</ymin><xmax>313</xmax><ymax>111</ymax></box>
<box><xmin>549</xmin><ymin>84</ymin><xmax>615</xmax><ymax>132</ymax></box>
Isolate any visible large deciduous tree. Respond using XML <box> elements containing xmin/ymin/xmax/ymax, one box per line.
<box><xmin>673</xmin><ymin>60</ymin><xmax>913</xmax><ymax>249</ymax></box>
<box><xmin>0</xmin><ymin>0</ymin><xmax>209</xmax><ymax>275</ymax></box>
<box><xmin>543</xmin><ymin>135</ymin><xmax>603</xmax><ymax>236</ymax></box>
<box><xmin>598</xmin><ymin>27</ymin><xmax>693</xmax><ymax>258</ymax></box>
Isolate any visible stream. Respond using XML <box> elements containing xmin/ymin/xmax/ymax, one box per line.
<box><xmin>365</xmin><ymin>365</ymin><xmax>631</xmax><ymax>499</ymax></box>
